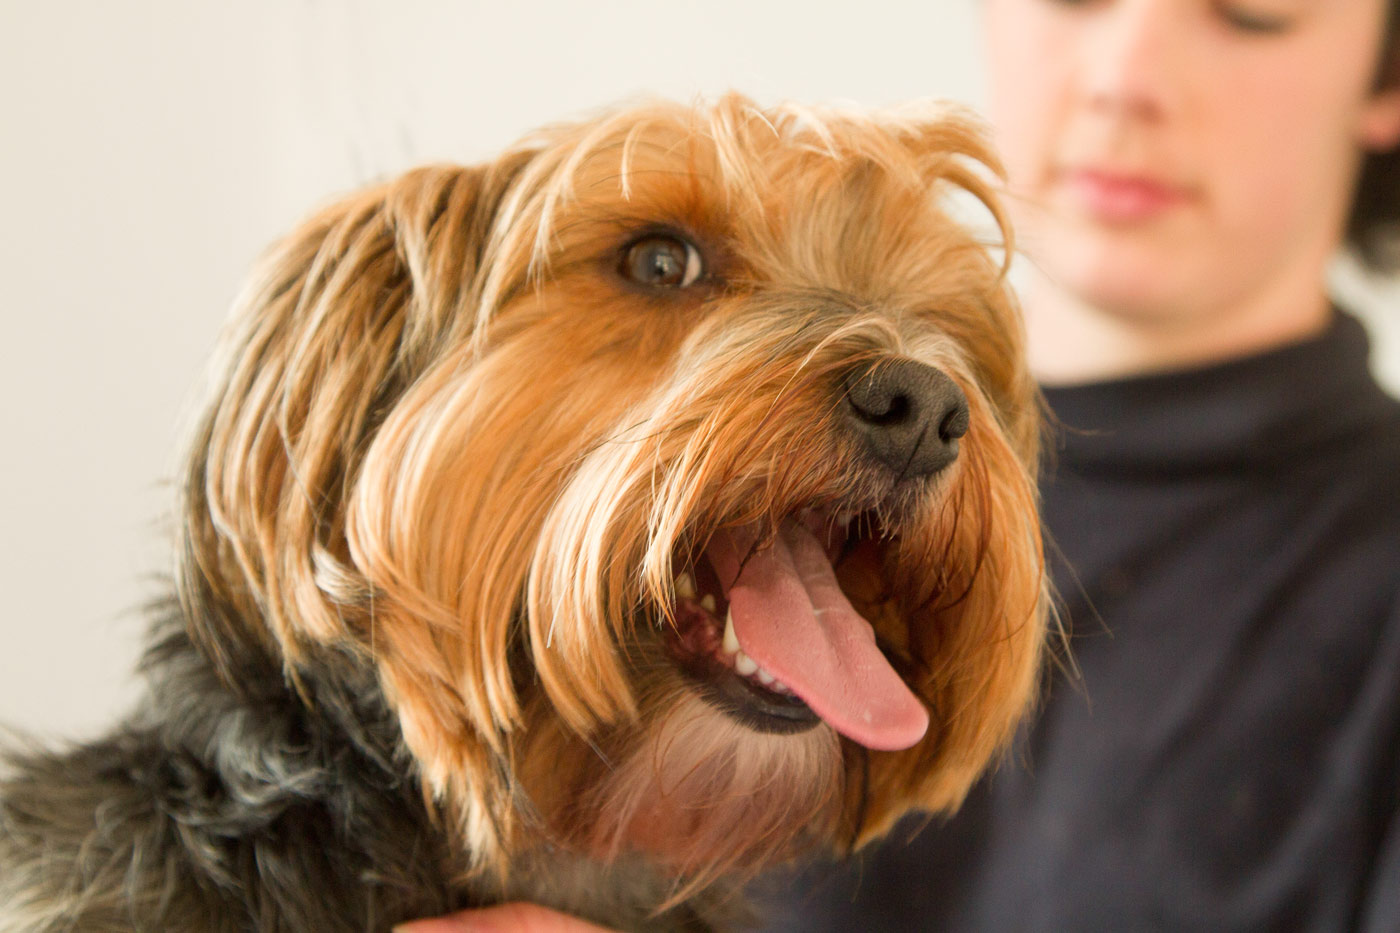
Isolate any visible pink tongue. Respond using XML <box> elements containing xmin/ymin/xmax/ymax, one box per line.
<box><xmin>706</xmin><ymin>518</ymin><xmax>928</xmax><ymax>751</ymax></box>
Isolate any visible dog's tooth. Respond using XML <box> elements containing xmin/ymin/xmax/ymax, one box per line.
<box><xmin>676</xmin><ymin>573</ymin><xmax>697</xmax><ymax>600</ymax></box>
<box><xmin>722</xmin><ymin>609</ymin><xmax>740</xmax><ymax>655</ymax></box>
<box><xmin>700</xmin><ymin>594</ymin><xmax>717</xmax><ymax>613</ymax></box>
<box><xmin>756</xmin><ymin>666</ymin><xmax>775</xmax><ymax>686</ymax></box>
<box><xmin>735</xmin><ymin>651</ymin><xmax>758</xmax><ymax>676</ymax></box>
<box><xmin>836</xmin><ymin>510</ymin><xmax>857</xmax><ymax>531</ymax></box>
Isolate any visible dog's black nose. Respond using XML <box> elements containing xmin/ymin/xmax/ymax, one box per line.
<box><xmin>843</xmin><ymin>358</ymin><xmax>969</xmax><ymax>479</ymax></box>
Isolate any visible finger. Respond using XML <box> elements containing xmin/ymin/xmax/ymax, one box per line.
<box><xmin>393</xmin><ymin>901</ymin><xmax>619</xmax><ymax>933</ymax></box>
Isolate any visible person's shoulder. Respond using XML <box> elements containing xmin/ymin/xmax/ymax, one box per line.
<box><xmin>1330</xmin><ymin>376</ymin><xmax>1400</xmax><ymax>494</ymax></box>
<box><xmin>1307</xmin><ymin>387</ymin><xmax>1400</xmax><ymax>602</ymax></box>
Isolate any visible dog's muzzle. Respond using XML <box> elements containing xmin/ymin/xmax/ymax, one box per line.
<box><xmin>842</xmin><ymin>358</ymin><xmax>970</xmax><ymax>479</ymax></box>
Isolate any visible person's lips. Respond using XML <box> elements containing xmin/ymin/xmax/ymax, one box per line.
<box><xmin>1058</xmin><ymin>168</ymin><xmax>1193</xmax><ymax>223</ymax></box>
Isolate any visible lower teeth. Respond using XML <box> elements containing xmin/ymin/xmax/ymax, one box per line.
<box><xmin>721</xmin><ymin>607</ymin><xmax>793</xmax><ymax>696</ymax></box>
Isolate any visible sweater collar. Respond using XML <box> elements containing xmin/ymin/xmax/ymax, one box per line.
<box><xmin>1040</xmin><ymin>312</ymin><xmax>1394</xmax><ymax>477</ymax></box>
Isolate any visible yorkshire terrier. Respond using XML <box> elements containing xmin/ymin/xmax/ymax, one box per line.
<box><xmin>0</xmin><ymin>95</ymin><xmax>1046</xmax><ymax>932</ymax></box>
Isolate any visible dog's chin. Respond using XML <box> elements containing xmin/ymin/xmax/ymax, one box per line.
<box><xmin>576</xmin><ymin>686</ymin><xmax>845</xmax><ymax>878</ymax></box>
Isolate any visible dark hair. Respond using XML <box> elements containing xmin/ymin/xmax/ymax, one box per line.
<box><xmin>1348</xmin><ymin>0</ymin><xmax>1400</xmax><ymax>272</ymax></box>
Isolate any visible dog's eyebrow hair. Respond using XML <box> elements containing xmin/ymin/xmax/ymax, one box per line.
<box><xmin>544</xmin><ymin>208</ymin><xmax>715</xmax><ymax>242</ymax></box>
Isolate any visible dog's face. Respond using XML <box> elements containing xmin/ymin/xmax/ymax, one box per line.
<box><xmin>182</xmin><ymin>96</ymin><xmax>1045</xmax><ymax>889</ymax></box>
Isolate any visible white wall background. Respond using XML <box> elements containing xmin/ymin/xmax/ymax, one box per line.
<box><xmin>1</xmin><ymin>0</ymin><xmax>1396</xmax><ymax>743</ymax></box>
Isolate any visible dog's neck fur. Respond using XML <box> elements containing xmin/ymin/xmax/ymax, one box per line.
<box><xmin>0</xmin><ymin>601</ymin><xmax>737</xmax><ymax>932</ymax></box>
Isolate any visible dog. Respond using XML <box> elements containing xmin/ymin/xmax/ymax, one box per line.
<box><xmin>0</xmin><ymin>94</ymin><xmax>1046</xmax><ymax>932</ymax></box>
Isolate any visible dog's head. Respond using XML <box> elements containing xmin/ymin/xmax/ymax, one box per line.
<box><xmin>180</xmin><ymin>95</ymin><xmax>1045</xmax><ymax>890</ymax></box>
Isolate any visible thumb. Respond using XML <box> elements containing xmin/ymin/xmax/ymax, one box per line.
<box><xmin>393</xmin><ymin>902</ymin><xmax>619</xmax><ymax>933</ymax></box>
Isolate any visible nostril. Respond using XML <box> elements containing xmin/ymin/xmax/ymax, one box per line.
<box><xmin>849</xmin><ymin>390</ymin><xmax>911</xmax><ymax>427</ymax></box>
<box><xmin>938</xmin><ymin>399</ymin><xmax>970</xmax><ymax>442</ymax></box>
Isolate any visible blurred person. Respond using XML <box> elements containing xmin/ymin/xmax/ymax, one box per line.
<box><xmin>759</xmin><ymin>0</ymin><xmax>1400</xmax><ymax>930</ymax></box>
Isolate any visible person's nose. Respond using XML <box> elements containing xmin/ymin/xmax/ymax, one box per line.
<box><xmin>1080</xmin><ymin>0</ymin><xmax>1185</xmax><ymax>123</ymax></box>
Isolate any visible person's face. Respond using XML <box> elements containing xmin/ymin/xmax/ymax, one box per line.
<box><xmin>985</xmin><ymin>0</ymin><xmax>1400</xmax><ymax>321</ymax></box>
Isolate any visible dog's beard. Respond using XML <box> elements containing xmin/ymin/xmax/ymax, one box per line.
<box><xmin>518</xmin><ymin>682</ymin><xmax>843</xmax><ymax>898</ymax></box>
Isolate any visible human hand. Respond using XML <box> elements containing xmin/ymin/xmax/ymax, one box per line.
<box><xmin>393</xmin><ymin>902</ymin><xmax>619</xmax><ymax>933</ymax></box>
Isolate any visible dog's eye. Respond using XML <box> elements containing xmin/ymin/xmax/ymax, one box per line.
<box><xmin>621</xmin><ymin>235</ymin><xmax>704</xmax><ymax>288</ymax></box>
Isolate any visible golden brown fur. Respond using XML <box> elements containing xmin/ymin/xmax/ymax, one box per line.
<box><xmin>1</xmin><ymin>94</ymin><xmax>1046</xmax><ymax>931</ymax></box>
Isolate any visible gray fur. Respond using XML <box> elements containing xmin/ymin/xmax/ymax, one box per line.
<box><xmin>0</xmin><ymin>602</ymin><xmax>736</xmax><ymax>932</ymax></box>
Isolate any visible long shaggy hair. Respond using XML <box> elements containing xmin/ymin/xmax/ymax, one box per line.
<box><xmin>0</xmin><ymin>95</ymin><xmax>1046</xmax><ymax>932</ymax></box>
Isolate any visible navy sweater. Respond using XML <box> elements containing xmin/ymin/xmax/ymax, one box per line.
<box><xmin>762</xmin><ymin>311</ymin><xmax>1400</xmax><ymax>932</ymax></box>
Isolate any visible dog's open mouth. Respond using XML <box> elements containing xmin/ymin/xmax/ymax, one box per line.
<box><xmin>664</xmin><ymin>509</ymin><xmax>929</xmax><ymax>751</ymax></box>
